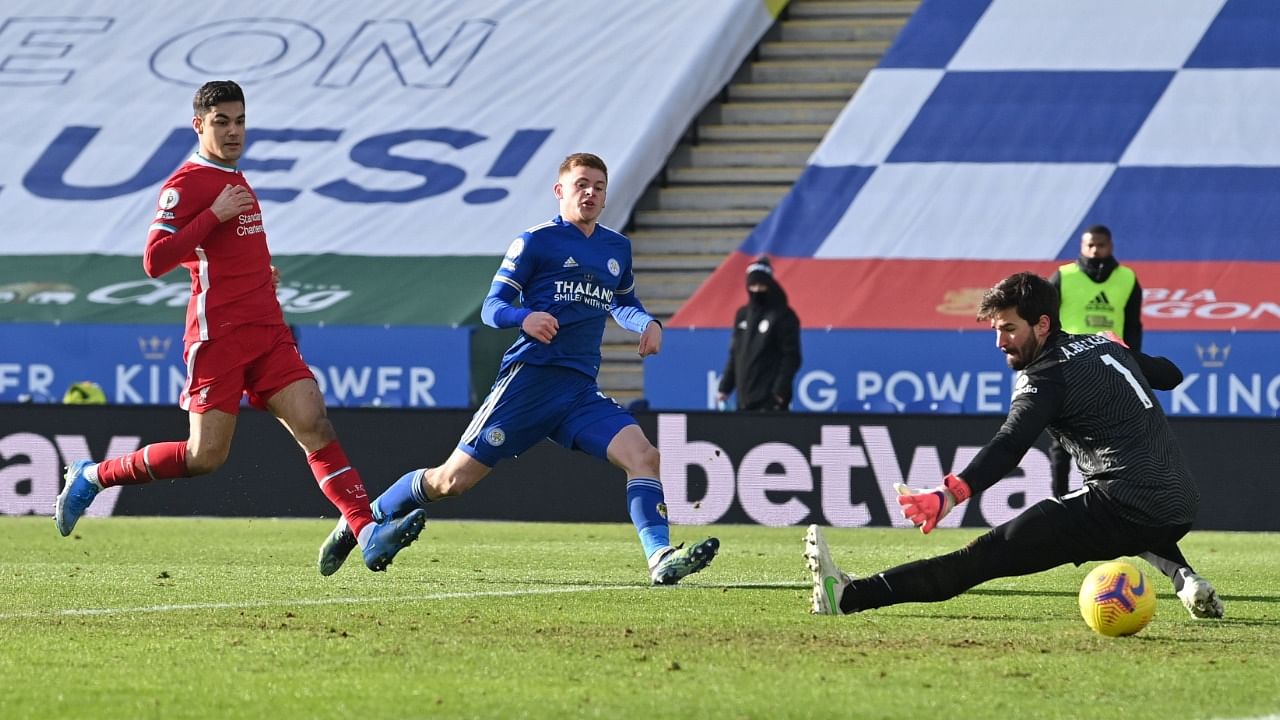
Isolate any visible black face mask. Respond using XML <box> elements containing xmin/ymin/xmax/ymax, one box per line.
<box><xmin>748</xmin><ymin>289</ymin><xmax>769</xmax><ymax>306</ymax></box>
<box><xmin>1084</xmin><ymin>256</ymin><xmax>1109</xmax><ymax>272</ymax></box>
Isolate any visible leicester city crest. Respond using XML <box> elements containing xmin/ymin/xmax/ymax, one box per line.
<box><xmin>607</xmin><ymin>258</ymin><xmax>620</xmax><ymax>276</ymax></box>
<box><xmin>485</xmin><ymin>426</ymin><xmax>506</xmax><ymax>447</ymax></box>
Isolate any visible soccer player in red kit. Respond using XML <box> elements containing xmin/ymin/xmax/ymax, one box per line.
<box><xmin>53</xmin><ymin>80</ymin><xmax>425</xmax><ymax>571</ymax></box>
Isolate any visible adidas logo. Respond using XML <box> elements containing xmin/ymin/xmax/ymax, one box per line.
<box><xmin>563</xmin><ymin>256</ymin><xmax>578</xmax><ymax>268</ymax></box>
<box><xmin>1090</xmin><ymin>291</ymin><xmax>1111</xmax><ymax>306</ymax></box>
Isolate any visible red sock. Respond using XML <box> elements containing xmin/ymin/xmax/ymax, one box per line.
<box><xmin>97</xmin><ymin>442</ymin><xmax>188</xmax><ymax>488</ymax></box>
<box><xmin>307</xmin><ymin>441</ymin><xmax>375</xmax><ymax>538</ymax></box>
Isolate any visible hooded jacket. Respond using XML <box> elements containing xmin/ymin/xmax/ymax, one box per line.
<box><xmin>718</xmin><ymin>258</ymin><xmax>802</xmax><ymax>411</ymax></box>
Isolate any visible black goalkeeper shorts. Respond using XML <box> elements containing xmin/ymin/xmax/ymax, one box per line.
<box><xmin>985</xmin><ymin>486</ymin><xmax>1192</xmax><ymax>572</ymax></box>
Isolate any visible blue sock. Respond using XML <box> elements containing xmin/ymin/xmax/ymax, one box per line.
<box><xmin>374</xmin><ymin>468</ymin><xmax>432</xmax><ymax>520</ymax></box>
<box><xmin>627</xmin><ymin>478</ymin><xmax>670</xmax><ymax>560</ymax></box>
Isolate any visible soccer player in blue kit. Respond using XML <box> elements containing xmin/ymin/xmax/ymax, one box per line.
<box><xmin>315</xmin><ymin>153</ymin><xmax>720</xmax><ymax>584</ymax></box>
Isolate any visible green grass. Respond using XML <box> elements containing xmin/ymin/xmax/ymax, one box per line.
<box><xmin>2</xmin><ymin>517</ymin><xmax>1278</xmax><ymax>720</ymax></box>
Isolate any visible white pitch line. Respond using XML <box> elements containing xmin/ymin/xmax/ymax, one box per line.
<box><xmin>0</xmin><ymin>581</ymin><xmax>804</xmax><ymax>621</ymax></box>
<box><xmin>0</xmin><ymin>586</ymin><xmax>623</xmax><ymax>620</ymax></box>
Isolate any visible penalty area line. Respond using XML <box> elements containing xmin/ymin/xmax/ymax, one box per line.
<box><xmin>0</xmin><ymin>581</ymin><xmax>804</xmax><ymax>620</ymax></box>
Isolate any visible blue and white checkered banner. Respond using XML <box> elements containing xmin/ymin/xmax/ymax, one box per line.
<box><xmin>675</xmin><ymin>0</ymin><xmax>1280</xmax><ymax>332</ymax></box>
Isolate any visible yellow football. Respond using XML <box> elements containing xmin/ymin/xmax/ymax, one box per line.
<box><xmin>1079</xmin><ymin>561</ymin><xmax>1156</xmax><ymax>637</ymax></box>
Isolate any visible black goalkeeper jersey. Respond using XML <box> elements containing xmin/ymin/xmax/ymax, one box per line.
<box><xmin>959</xmin><ymin>331</ymin><xmax>1198</xmax><ymax>527</ymax></box>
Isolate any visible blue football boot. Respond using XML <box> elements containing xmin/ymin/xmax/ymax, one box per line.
<box><xmin>318</xmin><ymin>499</ymin><xmax>389</xmax><ymax>576</ymax></box>
<box><xmin>54</xmin><ymin>460</ymin><xmax>100</xmax><ymax>537</ymax></box>
<box><xmin>361</xmin><ymin>508</ymin><xmax>427</xmax><ymax>572</ymax></box>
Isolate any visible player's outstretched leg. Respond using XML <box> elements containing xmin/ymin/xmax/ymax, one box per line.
<box><xmin>319</xmin><ymin>469</ymin><xmax>431</xmax><ymax>576</ymax></box>
<box><xmin>625</xmin><ymin>476</ymin><xmax>719</xmax><ymax>585</ymax></box>
<box><xmin>649</xmin><ymin>537</ymin><xmax>720</xmax><ymax>585</ymax></box>
<box><xmin>1143</xmin><ymin>548</ymin><xmax>1225</xmax><ymax>619</ymax></box>
<box><xmin>318</xmin><ymin>497</ymin><xmax>391</xmax><ymax>576</ymax></box>
<box><xmin>54</xmin><ymin>460</ymin><xmax>102</xmax><ymax>537</ymax></box>
<box><xmin>1176</xmin><ymin>571</ymin><xmax>1225</xmax><ymax>619</ymax></box>
<box><xmin>804</xmin><ymin>524</ymin><xmax>852</xmax><ymax>615</ymax></box>
<box><xmin>361</xmin><ymin>508</ymin><xmax>427</xmax><ymax>572</ymax></box>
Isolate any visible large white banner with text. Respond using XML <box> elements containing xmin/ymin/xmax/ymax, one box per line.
<box><xmin>0</xmin><ymin>0</ymin><xmax>774</xmax><ymax>256</ymax></box>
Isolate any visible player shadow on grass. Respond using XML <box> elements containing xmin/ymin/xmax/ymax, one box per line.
<box><xmin>886</xmin><ymin>610</ymin><xmax>1280</xmax><ymax>630</ymax></box>
<box><xmin>534</xmin><ymin>579</ymin><xmax>808</xmax><ymax>590</ymax></box>
<box><xmin>965</xmin><ymin>588</ymin><xmax>1084</xmax><ymax>599</ymax></box>
<box><xmin>969</xmin><ymin>587</ymin><xmax>1280</xmax><ymax>605</ymax></box>
<box><xmin>955</xmin><ymin>589</ymin><xmax>1280</xmax><ymax>627</ymax></box>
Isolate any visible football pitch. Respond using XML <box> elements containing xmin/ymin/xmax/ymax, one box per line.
<box><xmin>2</xmin><ymin>517</ymin><xmax>1278</xmax><ymax>720</ymax></box>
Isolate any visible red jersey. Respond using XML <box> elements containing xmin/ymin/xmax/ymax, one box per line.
<box><xmin>144</xmin><ymin>154</ymin><xmax>283</xmax><ymax>343</ymax></box>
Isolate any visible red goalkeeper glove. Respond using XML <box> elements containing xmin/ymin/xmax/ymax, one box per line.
<box><xmin>894</xmin><ymin>474</ymin><xmax>972</xmax><ymax>534</ymax></box>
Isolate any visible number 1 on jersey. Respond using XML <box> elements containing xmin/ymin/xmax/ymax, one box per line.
<box><xmin>1100</xmin><ymin>353</ymin><xmax>1153</xmax><ymax>409</ymax></box>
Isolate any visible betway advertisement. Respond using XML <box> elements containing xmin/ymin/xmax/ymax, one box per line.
<box><xmin>0</xmin><ymin>323</ymin><xmax>472</xmax><ymax>408</ymax></box>
<box><xmin>2</xmin><ymin>407</ymin><xmax>1273</xmax><ymax>531</ymax></box>
<box><xmin>646</xmin><ymin>328</ymin><xmax>1280</xmax><ymax>417</ymax></box>
<box><xmin>0</xmin><ymin>0</ymin><xmax>776</xmax><ymax>324</ymax></box>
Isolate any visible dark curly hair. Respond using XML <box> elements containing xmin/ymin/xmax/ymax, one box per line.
<box><xmin>976</xmin><ymin>271</ymin><xmax>1060</xmax><ymax>332</ymax></box>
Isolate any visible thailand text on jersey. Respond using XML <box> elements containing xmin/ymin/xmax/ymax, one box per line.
<box><xmin>146</xmin><ymin>153</ymin><xmax>282</xmax><ymax>343</ymax></box>
<box><xmin>492</xmin><ymin>216</ymin><xmax>637</xmax><ymax>378</ymax></box>
<box><xmin>960</xmin><ymin>332</ymin><xmax>1197</xmax><ymax>527</ymax></box>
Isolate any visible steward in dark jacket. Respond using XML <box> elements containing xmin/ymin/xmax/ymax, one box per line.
<box><xmin>717</xmin><ymin>256</ymin><xmax>802</xmax><ymax>411</ymax></box>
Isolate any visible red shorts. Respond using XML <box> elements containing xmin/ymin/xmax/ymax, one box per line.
<box><xmin>180</xmin><ymin>324</ymin><xmax>314</xmax><ymax>415</ymax></box>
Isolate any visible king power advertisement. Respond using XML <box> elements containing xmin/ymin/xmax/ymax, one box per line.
<box><xmin>647</xmin><ymin>327</ymin><xmax>1280</xmax><ymax>418</ymax></box>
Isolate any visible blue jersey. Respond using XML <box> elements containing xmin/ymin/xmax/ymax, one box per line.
<box><xmin>484</xmin><ymin>215</ymin><xmax>652</xmax><ymax>378</ymax></box>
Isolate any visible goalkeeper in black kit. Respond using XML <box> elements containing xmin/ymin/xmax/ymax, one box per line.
<box><xmin>805</xmin><ymin>272</ymin><xmax>1224</xmax><ymax>619</ymax></box>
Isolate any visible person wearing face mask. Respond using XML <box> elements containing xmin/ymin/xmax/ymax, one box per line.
<box><xmin>716</xmin><ymin>255</ymin><xmax>802</xmax><ymax>411</ymax></box>
<box><xmin>1047</xmin><ymin>225</ymin><xmax>1145</xmax><ymax>497</ymax></box>
<box><xmin>1050</xmin><ymin>224</ymin><xmax>1143</xmax><ymax>354</ymax></box>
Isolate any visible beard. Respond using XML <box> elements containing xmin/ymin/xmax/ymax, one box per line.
<box><xmin>1005</xmin><ymin>334</ymin><xmax>1041</xmax><ymax>371</ymax></box>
